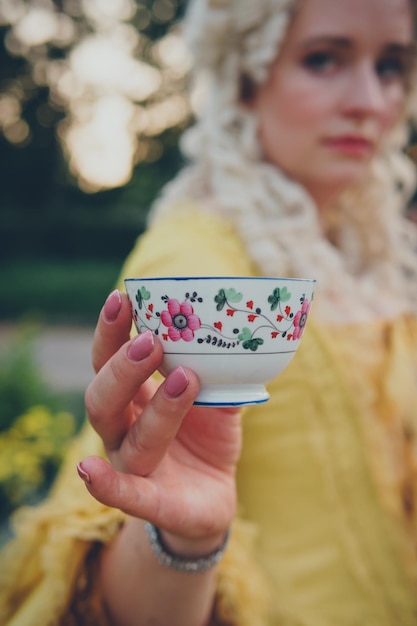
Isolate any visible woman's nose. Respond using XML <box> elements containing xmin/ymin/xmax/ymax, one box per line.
<box><xmin>342</xmin><ymin>61</ymin><xmax>385</xmax><ymax>118</ymax></box>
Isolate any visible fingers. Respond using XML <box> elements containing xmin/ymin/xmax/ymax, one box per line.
<box><xmin>92</xmin><ymin>290</ymin><xmax>133</xmax><ymax>374</ymax></box>
<box><xmin>87</xmin><ymin>288</ymin><xmax>204</xmax><ymax>482</ymax></box>
<box><xmin>77</xmin><ymin>456</ymin><xmax>160</xmax><ymax>520</ymax></box>
<box><xmin>119</xmin><ymin>366</ymin><xmax>201</xmax><ymax>476</ymax></box>
<box><xmin>85</xmin><ymin>330</ymin><xmax>164</xmax><ymax>451</ymax></box>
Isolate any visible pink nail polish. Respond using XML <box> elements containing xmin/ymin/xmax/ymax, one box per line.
<box><xmin>165</xmin><ymin>367</ymin><xmax>189</xmax><ymax>398</ymax></box>
<box><xmin>77</xmin><ymin>462</ymin><xmax>91</xmax><ymax>484</ymax></box>
<box><xmin>127</xmin><ymin>331</ymin><xmax>155</xmax><ymax>362</ymax></box>
<box><xmin>104</xmin><ymin>289</ymin><xmax>122</xmax><ymax>322</ymax></box>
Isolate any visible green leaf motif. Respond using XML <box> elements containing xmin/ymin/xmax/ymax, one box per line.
<box><xmin>136</xmin><ymin>287</ymin><xmax>151</xmax><ymax>309</ymax></box>
<box><xmin>238</xmin><ymin>327</ymin><xmax>252</xmax><ymax>342</ymax></box>
<box><xmin>280</xmin><ymin>287</ymin><xmax>291</xmax><ymax>303</ymax></box>
<box><xmin>268</xmin><ymin>286</ymin><xmax>291</xmax><ymax>310</ymax></box>
<box><xmin>268</xmin><ymin>288</ymin><xmax>280</xmax><ymax>311</ymax></box>
<box><xmin>225</xmin><ymin>288</ymin><xmax>243</xmax><ymax>303</ymax></box>
<box><xmin>243</xmin><ymin>337</ymin><xmax>264</xmax><ymax>352</ymax></box>
<box><xmin>215</xmin><ymin>287</ymin><xmax>243</xmax><ymax>310</ymax></box>
<box><xmin>215</xmin><ymin>289</ymin><xmax>227</xmax><ymax>311</ymax></box>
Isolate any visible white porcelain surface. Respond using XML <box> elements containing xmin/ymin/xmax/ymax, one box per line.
<box><xmin>125</xmin><ymin>276</ymin><xmax>316</xmax><ymax>406</ymax></box>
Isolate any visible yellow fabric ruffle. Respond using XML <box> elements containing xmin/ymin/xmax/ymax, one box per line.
<box><xmin>0</xmin><ymin>423</ymin><xmax>125</xmax><ymax>625</ymax></box>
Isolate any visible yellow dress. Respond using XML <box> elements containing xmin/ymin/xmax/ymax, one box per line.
<box><xmin>1</xmin><ymin>205</ymin><xmax>417</xmax><ymax>626</ymax></box>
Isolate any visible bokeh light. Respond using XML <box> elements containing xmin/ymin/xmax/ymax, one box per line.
<box><xmin>0</xmin><ymin>0</ymin><xmax>191</xmax><ymax>191</ymax></box>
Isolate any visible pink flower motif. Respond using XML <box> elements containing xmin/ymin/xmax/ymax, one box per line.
<box><xmin>160</xmin><ymin>299</ymin><xmax>201</xmax><ymax>342</ymax></box>
<box><xmin>292</xmin><ymin>299</ymin><xmax>311</xmax><ymax>340</ymax></box>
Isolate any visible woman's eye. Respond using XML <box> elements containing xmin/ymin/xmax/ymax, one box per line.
<box><xmin>376</xmin><ymin>57</ymin><xmax>407</xmax><ymax>81</ymax></box>
<box><xmin>302</xmin><ymin>51</ymin><xmax>338</xmax><ymax>73</ymax></box>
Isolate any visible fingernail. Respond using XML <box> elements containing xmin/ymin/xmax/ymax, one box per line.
<box><xmin>77</xmin><ymin>462</ymin><xmax>91</xmax><ymax>484</ymax></box>
<box><xmin>127</xmin><ymin>331</ymin><xmax>154</xmax><ymax>362</ymax></box>
<box><xmin>165</xmin><ymin>367</ymin><xmax>189</xmax><ymax>398</ymax></box>
<box><xmin>104</xmin><ymin>289</ymin><xmax>122</xmax><ymax>322</ymax></box>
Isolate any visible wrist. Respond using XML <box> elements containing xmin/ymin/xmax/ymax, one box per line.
<box><xmin>159</xmin><ymin>528</ymin><xmax>229</xmax><ymax>559</ymax></box>
<box><xmin>144</xmin><ymin>522</ymin><xmax>230</xmax><ymax>573</ymax></box>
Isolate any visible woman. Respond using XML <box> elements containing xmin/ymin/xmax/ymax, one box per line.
<box><xmin>1</xmin><ymin>0</ymin><xmax>417</xmax><ymax>624</ymax></box>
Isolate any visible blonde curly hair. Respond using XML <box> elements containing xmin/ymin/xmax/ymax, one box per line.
<box><xmin>150</xmin><ymin>0</ymin><xmax>417</xmax><ymax>322</ymax></box>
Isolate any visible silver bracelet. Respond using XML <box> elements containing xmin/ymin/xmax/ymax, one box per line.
<box><xmin>144</xmin><ymin>521</ymin><xmax>230</xmax><ymax>573</ymax></box>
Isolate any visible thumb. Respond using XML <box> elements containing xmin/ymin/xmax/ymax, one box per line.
<box><xmin>77</xmin><ymin>456</ymin><xmax>159</xmax><ymax>520</ymax></box>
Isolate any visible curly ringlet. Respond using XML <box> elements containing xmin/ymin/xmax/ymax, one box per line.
<box><xmin>150</xmin><ymin>0</ymin><xmax>417</xmax><ymax>322</ymax></box>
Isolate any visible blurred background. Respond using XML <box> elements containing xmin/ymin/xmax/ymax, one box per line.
<box><xmin>0</xmin><ymin>0</ymin><xmax>193</xmax><ymax>540</ymax></box>
<box><xmin>0</xmin><ymin>0</ymin><xmax>192</xmax><ymax>324</ymax></box>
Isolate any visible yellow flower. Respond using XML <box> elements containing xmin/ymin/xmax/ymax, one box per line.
<box><xmin>0</xmin><ymin>405</ymin><xmax>76</xmax><ymax>509</ymax></box>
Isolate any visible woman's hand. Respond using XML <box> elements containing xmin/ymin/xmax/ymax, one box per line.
<box><xmin>81</xmin><ymin>289</ymin><xmax>242</xmax><ymax>551</ymax></box>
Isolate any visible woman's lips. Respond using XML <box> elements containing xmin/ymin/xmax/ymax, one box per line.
<box><xmin>323</xmin><ymin>136</ymin><xmax>373</xmax><ymax>157</ymax></box>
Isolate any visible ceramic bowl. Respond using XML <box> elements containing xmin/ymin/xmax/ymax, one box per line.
<box><xmin>125</xmin><ymin>276</ymin><xmax>316</xmax><ymax>407</ymax></box>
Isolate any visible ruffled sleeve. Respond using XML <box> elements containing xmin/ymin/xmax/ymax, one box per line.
<box><xmin>0</xmin><ymin>422</ymin><xmax>125</xmax><ymax>625</ymax></box>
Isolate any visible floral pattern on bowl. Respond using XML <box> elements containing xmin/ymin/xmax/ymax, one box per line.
<box><xmin>125</xmin><ymin>277</ymin><xmax>316</xmax><ymax>406</ymax></box>
<box><xmin>130</xmin><ymin>284</ymin><xmax>312</xmax><ymax>352</ymax></box>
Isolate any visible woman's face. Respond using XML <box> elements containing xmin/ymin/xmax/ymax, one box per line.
<box><xmin>251</xmin><ymin>0</ymin><xmax>414</xmax><ymax>208</ymax></box>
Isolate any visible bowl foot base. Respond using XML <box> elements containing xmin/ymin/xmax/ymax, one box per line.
<box><xmin>193</xmin><ymin>384</ymin><xmax>269</xmax><ymax>407</ymax></box>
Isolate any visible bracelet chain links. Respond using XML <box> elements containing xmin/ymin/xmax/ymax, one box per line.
<box><xmin>144</xmin><ymin>521</ymin><xmax>230</xmax><ymax>573</ymax></box>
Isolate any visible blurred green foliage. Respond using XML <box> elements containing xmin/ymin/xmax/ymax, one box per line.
<box><xmin>0</xmin><ymin>129</ymin><xmax>186</xmax><ymax>265</ymax></box>
<box><xmin>0</xmin><ymin>260</ymin><xmax>122</xmax><ymax>324</ymax></box>
<box><xmin>0</xmin><ymin>328</ymin><xmax>83</xmax><ymax>526</ymax></box>
<box><xmin>0</xmin><ymin>326</ymin><xmax>59</xmax><ymax>431</ymax></box>
<box><xmin>0</xmin><ymin>405</ymin><xmax>76</xmax><ymax>519</ymax></box>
